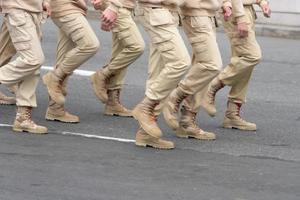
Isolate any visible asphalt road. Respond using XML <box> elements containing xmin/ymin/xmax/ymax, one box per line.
<box><xmin>0</xmin><ymin>18</ymin><xmax>300</xmax><ymax>200</ymax></box>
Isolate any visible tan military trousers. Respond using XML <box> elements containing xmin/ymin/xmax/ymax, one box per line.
<box><xmin>218</xmin><ymin>6</ymin><xmax>262</xmax><ymax>104</ymax></box>
<box><xmin>136</xmin><ymin>6</ymin><xmax>190</xmax><ymax>103</ymax></box>
<box><xmin>105</xmin><ymin>7</ymin><xmax>145</xmax><ymax>90</ymax></box>
<box><xmin>0</xmin><ymin>9</ymin><xmax>44</xmax><ymax>107</ymax></box>
<box><xmin>0</xmin><ymin>22</ymin><xmax>16</xmax><ymax>66</ymax></box>
<box><xmin>52</xmin><ymin>13</ymin><xmax>100</xmax><ymax>75</ymax></box>
<box><xmin>180</xmin><ymin>16</ymin><xmax>222</xmax><ymax>112</ymax></box>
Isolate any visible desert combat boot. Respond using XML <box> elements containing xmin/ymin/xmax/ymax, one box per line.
<box><xmin>42</xmin><ymin>67</ymin><xmax>67</xmax><ymax>105</ymax></box>
<box><xmin>223</xmin><ymin>101</ymin><xmax>257</xmax><ymax>131</ymax></box>
<box><xmin>202</xmin><ymin>77</ymin><xmax>224</xmax><ymax>117</ymax></box>
<box><xmin>163</xmin><ymin>88</ymin><xmax>189</xmax><ymax>130</ymax></box>
<box><xmin>132</xmin><ymin>97</ymin><xmax>162</xmax><ymax>138</ymax></box>
<box><xmin>135</xmin><ymin>127</ymin><xmax>175</xmax><ymax>150</ymax></box>
<box><xmin>105</xmin><ymin>89</ymin><xmax>132</xmax><ymax>117</ymax></box>
<box><xmin>0</xmin><ymin>91</ymin><xmax>16</xmax><ymax>105</ymax></box>
<box><xmin>13</xmin><ymin>106</ymin><xmax>48</xmax><ymax>134</ymax></box>
<box><xmin>176</xmin><ymin>107</ymin><xmax>216</xmax><ymax>140</ymax></box>
<box><xmin>45</xmin><ymin>98</ymin><xmax>79</xmax><ymax>123</ymax></box>
<box><xmin>91</xmin><ymin>67</ymin><xmax>114</xmax><ymax>103</ymax></box>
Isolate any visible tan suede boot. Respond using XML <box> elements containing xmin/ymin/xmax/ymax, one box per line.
<box><xmin>163</xmin><ymin>88</ymin><xmax>189</xmax><ymax>130</ymax></box>
<box><xmin>202</xmin><ymin>78</ymin><xmax>224</xmax><ymax>117</ymax></box>
<box><xmin>45</xmin><ymin>98</ymin><xmax>79</xmax><ymax>123</ymax></box>
<box><xmin>0</xmin><ymin>91</ymin><xmax>16</xmax><ymax>105</ymax></box>
<box><xmin>42</xmin><ymin>67</ymin><xmax>67</xmax><ymax>105</ymax></box>
<box><xmin>132</xmin><ymin>97</ymin><xmax>162</xmax><ymax>138</ymax></box>
<box><xmin>176</xmin><ymin>107</ymin><xmax>216</xmax><ymax>140</ymax></box>
<box><xmin>104</xmin><ymin>89</ymin><xmax>132</xmax><ymax>117</ymax></box>
<box><xmin>223</xmin><ymin>101</ymin><xmax>257</xmax><ymax>131</ymax></box>
<box><xmin>90</xmin><ymin>67</ymin><xmax>113</xmax><ymax>104</ymax></box>
<box><xmin>13</xmin><ymin>106</ymin><xmax>48</xmax><ymax>134</ymax></box>
<box><xmin>135</xmin><ymin>127</ymin><xmax>175</xmax><ymax>150</ymax></box>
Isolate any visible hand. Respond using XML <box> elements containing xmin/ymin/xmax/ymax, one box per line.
<box><xmin>101</xmin><ymin>21</ymin><xmax>114</xmax><ymax>31</ymax></box>
<box><xmin>42</xmin><ymin>2</ymin><xmax>51</xmax><ymax>17</ymax></box>
<box><xmin>223</xmin><ymin>6</ymin><xmax>232</xmax><ymax>21</ymax></box>
<box><xmin>237</xmin><ymin>22</ymin><xmax>248</xmax><ymax>38</ymax></box>
<box><xmin>261</xmin><ymin>4</ymin><xmax>271</xmax><ymax>18</ymax></box>
<box><xmin>101</xmin><ymin>8</ymin><xmax>117</xmax><ymax>29</ymax></box>
<box><xmin>91</xmin><ymin>0</ymin><xmax>103</xmax><ymax>10</ymax></box>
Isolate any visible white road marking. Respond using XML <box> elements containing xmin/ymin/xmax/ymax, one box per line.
<box><xmin>0</xmin><ymin>124</ymin><xmax>135</xmax><ymax>143</ymax></box>
<box><xmin>42</xmin><ymin>66</ymin><xmax>95</xmax><ymax>77</ymax></box>
<box><xmin>1</xmin><ymin>67</ymin><xmax>135</xmax><ymax>143</ymax></box>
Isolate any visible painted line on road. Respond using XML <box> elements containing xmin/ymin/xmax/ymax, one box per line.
<box><xmin>42</xmin><ymin>66</ymin><xmax>95</xmax><ymax>77</ymax></box>
<box><xmin>0</xmin><ymin>124</ymin><xmax>135</xmax><ymax>143</ymax></box>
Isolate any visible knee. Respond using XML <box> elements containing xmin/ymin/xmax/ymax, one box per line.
<box><xmin>245</xmin><ymin>46</ymin><xmax>262</xmax><ymax>66</ymax></box>
<box><xmin>80</xmin><ymin>38</ymin><xmax>100</xmax><ymax>54</ymax></box>
<box><xmin>27</xmin><ymin>52</ymin><xmax>45</xmax><ymax>68</ymax></box>
<box><xmin>128</xmin><ymin>40</ymin><xmax>145</xmax><ymax>55</ymax></box>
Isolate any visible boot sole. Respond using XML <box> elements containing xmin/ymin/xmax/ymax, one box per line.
<box><xmin>223</xmin><ymin>124</ymin><xmax>257</xmax><ymax>131</ymax></box>
<box><xmin>135</xmin><ymin>141</ymin><xmax>174</xmax><ymax>150</ymax></box>
<box><xmin>176</xmin><ymin>131</ymin><xmax>216</xmax><ymax>141</ymax></box>
<box><xmin>0</xmin><ymin>101</ymin><xmax>16</xmax><ymax>105</ymax></box>
<box><xmin>45</xmin><ymin>114</ymin><xmax>80</xmax><ymax>123</ymax></box>
<box><xmin>104</xmin><ymin>112</ymin><xmax>133</xmax><ymax>118</ymax></box>
<box><xmin>13</xmin><ymin>127</ymin><xmax>48</xmax><ymax>134</ymax></box>
<box><xmin>90</xmin><ymin>74</ymin><xmax>107</xmax><ymax>104</ymax></box>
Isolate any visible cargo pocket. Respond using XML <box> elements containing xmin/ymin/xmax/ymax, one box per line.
<box><xmin>152</xmin><ymin>34</ymin><xmax>174</xmax><ymax>52</ymax></box>
<box><xmin>7</xmin><ymin>11</ymin><xmax>32</xmax><ymax>51</ymax></box>
<box><xmin>114</xmin><ymin>27</ymin><xmax>136</xmax><ymax>47</ymax></box>
<box><xmin>59</xmin><ymin>15</ymin><xmax>85</xmax><ymax>43</ymax></box>
<box><xmin>189</xmin><ymin>36</ymin><xmax>207</xmax><ymax>54</ymax></box>
<box><xmin>228</xmin><ymin>32</ymin><xmax>247</xmax><ymax>46</ymax></box>
<box><xmin>190</xmin><ymin>16</ymin><xmax>211</xmax><ymax>32</ymax></box>
<box><xmin>149</xmin><ymin>8</ymin><xmax>173</xmax><ymax>26</ymax></box>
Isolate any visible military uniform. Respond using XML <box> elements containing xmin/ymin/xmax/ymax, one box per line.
<box><xmin>91</xmin><ymin>0</ymin><xmax>145</xmax><ymax>117</ymax></box>
<box><xmin>0</xmin><ymin>22</ymin><xmax>17</xmax><ymax>105</ymax></box>
<box><xmin>42</xmin><ymin>0</ymin><xmax>101</xmax><ymax>123</ymax></box>
<box><xmin>0</xmin><ymin>0</ymin><xmax>48</xmax><ymax>133</ymax></box>
<box><xmin>132</xmin><ymin>0</ymin><xmax>191</xmax><ymax>149</ymax></box>
<box><xmin>204</xmin><ymin>0</ymin><xmax>269</xmax><ymax>131</ymax></box>
<box><xmin>163</xmin><ymin>0</ymin><xmax>231</xmax><ymax>140</ymax></box>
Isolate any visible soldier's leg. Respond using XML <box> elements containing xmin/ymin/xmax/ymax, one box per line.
<box><xmin>43</xmin><ymin>13</ymin><xmax>100</xmax><ymax>105</ymax></box>
<box><xmin>0</xmin><ymin>22</ymin><xmax>18</xmax><ymax>105</ymax></box>
<box><xmin>0</xmin><ymin>10</ymin><xmax>47</xmax><ymax>134</ymax></box>
<box><xmin>45</xmin><ymin>29</ymin><xmax>79</xmax><ymax>123</ymax></box>
<box><xmin>163</xmin><ymin>16</ymin><xmax>221</xmax><ymax>140</ymax></box>
<box><xmin>0</xmin><ymin>22</ymin><xmax>16</xmax><ymax>66</ymax></box>
<box><xmin>132</xmin><ymin>7</ymin><xmax>190</xmax><ymax>149</ymax></box>
<box><xmin>214</xmin><ymin>6</ymin><xmax>261</xmax><ymax>130</ymax></box>
<box><xmin>100</xmin><ymin>8</ymin><xmax>145</xmax><ymax>117</ymax></box>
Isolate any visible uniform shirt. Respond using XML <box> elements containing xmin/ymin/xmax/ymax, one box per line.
<box><xmin>50</xmin><ymin>0</ymin><xmax>88</xmax><ymax>18</ymax></box>
<box><xmin>0</xmin><ymin>0</ymin><xmax>49</xmax><ymax>13</ymax></box>
<box><xmin>180</xmin><ymin>0</ymin><xmax>232</xmax><ymax>16</ymax></box>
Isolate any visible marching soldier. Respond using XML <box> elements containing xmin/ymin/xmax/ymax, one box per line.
<box><xmin>132</xmin><ymin>0</ymin><xmax>191</xmax><ymax>149</ymax></box>
<box><xmin>0</xmin><ymin>0</ymin><xmax>51</xmax><ymax>133</ymax></box>
<box><xmin>163</xmin><ymin>0</ymin><xmax>233</xmax><ymax>140</ymax></box>
<box><xmin>90</xmin><ymin>0</ymin><xmax>145</xmax><ymax>117</ymax></box>
<box><xmin>203</xmin><ymin>0</ymin><xmax>271</xmax><ymax>131</ymax></box>
<box><xmin>42</xmin><ymin>0</ymin><xmax>107</xmax><ymax>123</ymax></box>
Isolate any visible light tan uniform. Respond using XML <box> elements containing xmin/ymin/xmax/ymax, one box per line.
<box><xmin>0</xmin><ymin>22</ymin><xmax>16</xmax><ymax>67</ymax></box>
<box><xmin>216</xmin><ymin>0</ymin><xmax>267</xmax><ymax>104</ymax></box>
<box><xmin>101</xmin><ymin>0</ymin><xmax>145</xmax><ymax>90</ymax></box>
<box><xmin>0</xmin><ymin>0</ymin><xmax>47</xmax><ymax>107</ymax></box>
<box><xmin>136</xmin><ymin>0</ymin><xmax>190</xmax><ymax>103</ymax></box>
<box><xmin>178</xmin><ymin>0</ymin><xmax>227</xmax><ymax>112</ymax></box>
<box><xmin>50</xmin><ymin>0</ymin><xmax>100</xmax><ymax>75</ymax></box>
